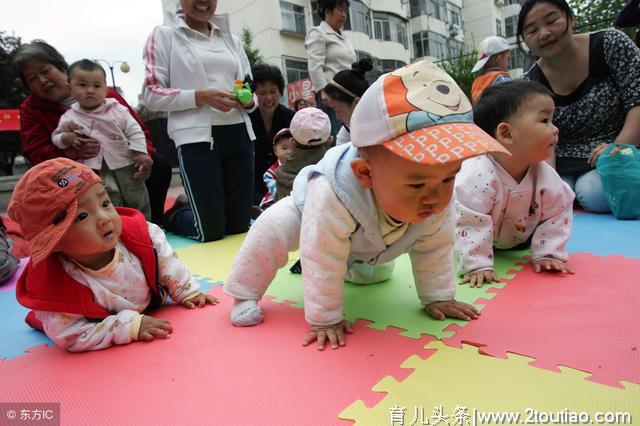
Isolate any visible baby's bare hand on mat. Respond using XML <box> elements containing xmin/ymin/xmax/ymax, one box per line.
<box><xmin>303</xmin><ymin>321</ymin><xmax>353</xmax><ymax>351</ymax></box>
<box><xmin>138</xmin><ymin>316</ymin><xmax>173</xmax><ymax>341</ymax></box>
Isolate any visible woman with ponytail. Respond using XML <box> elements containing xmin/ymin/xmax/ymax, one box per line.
<box><xmin>323</xmin><ymin>58</ymin><xmax>372</xmax><ymax>145</ymax></box>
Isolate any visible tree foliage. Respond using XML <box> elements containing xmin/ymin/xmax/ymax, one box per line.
<box><xmin>241</xmin><ymin>27</ymin><xmax>264</xmax><ymax>68</ymax></box>
<box><xmin>0</xmin><ymin>31</ymin><xmax>29</xmax><ymax>108</ymax></box>
<box><xmin>439</xmin><ymin>50</ymin><xmax>478</xmax><ymax>101</ymax></box>
<box><xmin>568</xmin><ymin>0</ymin><xmax>628</xmax><ymax>31</ymax></box>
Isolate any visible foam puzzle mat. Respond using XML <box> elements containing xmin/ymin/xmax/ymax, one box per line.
<box><xmin>0</xmin><ymin>211</ymin><xmax>637</xmax><ymax>425</ymax></box>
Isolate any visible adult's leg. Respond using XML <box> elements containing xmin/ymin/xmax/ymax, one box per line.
<box><xmin>214</xmin><ymin>124</ymin><xmax>254</xmax><ymax>235</ymax></box>
<box><xmin>559</xmin><ymin>174</ymin><xmax>576</xmax><ymax>191</ymax></box>
<box><xmin>171</xmin><ymin>141</ymin><xmax>226</xmax><ymax>241</ymax></box>
<box><xmin>315</xmin><ymin>91</ymin><xmax>340</xmax><ymax>138</ymax></box>
<box><xmin>574</xmin><ymin>169</ymin><xmax>610</xmax><ymax>213</ymax></box>
<box><xmin>145</xmin><ymin>153</ymin><xmax>172</xmax><ymax>225</ymax></box>
<box><xmin>112</xmin><ymin>164</ymin><xmax>152</xmax><ymax>221</ymax></box>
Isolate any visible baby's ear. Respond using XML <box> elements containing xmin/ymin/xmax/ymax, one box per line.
<box><xmin>350</xmin><ymin>158</ymin><xmax>374</xmax><ymax>189</ymax></box>
<box><xmin>495</xmin><ymin>122</ymin><xmax>514</xmax><ymax>146</ymax></box>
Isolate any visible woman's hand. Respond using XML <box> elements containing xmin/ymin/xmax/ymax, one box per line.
<box><xmin>195</xmin><ymin>88</ymin><xmax>243</xmax><ymax>112</ymax></box>
<box><xmin>61</xmin><ymin>133</ymin><xmax>101</xmax><ymax>160</ymax></box>
<box><xmin>132</xmin><ymin>153</ymin><xmax>154</xmax><ymax>181</ymax></box>
<box><xmin>588</xmin><ymin>143</ymin><xmax>620</xmax><ymax>167</ymax></box>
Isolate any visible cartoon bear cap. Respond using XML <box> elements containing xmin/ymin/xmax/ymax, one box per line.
<box><xmin>349</xmin><ymin>60</ymin><xmax>509</xmax><ymax>165</ymax></box>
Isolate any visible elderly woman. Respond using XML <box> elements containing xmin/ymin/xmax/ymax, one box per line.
<box><xmin>12</xmin><ymin>40</ymin><xmax>172</xmax><ymax>225</ymax></box>
<box><xmin>305</xmin><ymin>0</ymin><xmax>356</xmax><ymax>136</ymax></box>
<box><xmin>249</xmin><ymin>63</ymin><xmax>295</xmax><ymax>203</ymax></box>
<box><xmin>143</xmin><ymin>0</ymin><xmax>257</xmax><ymax>242</ymax></box>
<box><xmin>518</xmin><ymin>0</ymin><xmax>640</xmax><ymax>212</ymax></box>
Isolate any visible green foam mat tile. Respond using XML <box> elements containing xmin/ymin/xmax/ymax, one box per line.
<box><xmin>266</xmin><ymin>249</ymin><xmax>528</xmax><ymax>339</ymax></box>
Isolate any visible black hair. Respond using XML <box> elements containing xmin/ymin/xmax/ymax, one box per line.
<box><xmin>12</xmin><ymin>40</ymin><xmax>69</xmax><ymax>87</ymax></box>
<box><xmin>67</xmin><ymin>59</ymin><xmax>107</xmax><ymax>80</ymax></box>
<box><xmin>251</xmin><ymin>63</ymin><xmax>285</xmax><ymax>94</ymax></box>
<box><xmin>516</xmin><ymin>0</ymin><xmax>574</xmax><ymax>52</ymax></box>
<box><xmin>317</xmin><ymin>0</ymin><xmax>350</xmax><ymax>20</ymax></box>
<box><xmin>473</xmin><ymin>80</ymin><xmax>553</xmax><ymax>137</ymax></box>
<box><xmin>323</xmin><ymin>58</ymin><xmax>372</xmax><ymax>104</ymax></box>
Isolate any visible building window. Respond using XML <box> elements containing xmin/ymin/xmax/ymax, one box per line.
<box><xmin>281</xmin><ymin>1</ymin><xmax>306</xmax><ymax>33</ymax></box>
<box><xmin>310</xmin><ymin>1</ymin><xmax>321</xmax><ymax>26</ymax></box>
<box><xmin>284</xmin><ymin>58</ymin><xmax>309</xmax><ymax>83</ymax></box>
<box><xmin>413</xmin><ymin>31</ymin><xmax>448</xmax><ymax>60</ymax></box>
<box><xmin>505</xmin><ymin>16</ymin><xmax>517</xmax><ymax>37</ymax></box>
<box><xmin>448</xmin><ymin>39</ymin><xmax>464</xmax><ymax>58</ymax></box>
<box><xmin>496</xmin><ymin>19</ymin><xmax>502</xmax><ymax>36</ymax></box>
<box><xmin>508</xmin><ymin>48</ymin><xmax>523</xmax><ymax>69</ymax></box>
<box><xmin>373</xmin><ymin>12</ymin><xmax>391</xmax><ymax>41</ymax></box>
<box><xmin>449</xmin><ymin>8</ymin><xmax>461</xmax><ymax>27</ymax></box>
<box><xmin>350</xmin><ymin>0</ymin><xmax>372</xmax><ymax>37</ymax></box>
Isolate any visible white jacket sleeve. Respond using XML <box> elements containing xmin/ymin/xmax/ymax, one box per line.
<box><xmin>147</xmin><ymin>222</ymin><xmax>200</xmax><ymax>302</ymax></box>
<box><xmin>142</xmin><ymin>26</ymin><xmax>197</xmax><ymax>112</ymax></box>
<box><xmin>305</xmin><ymin>27</ymin><xmax>328</xmax><ymax>91</ymax></box>
<box><xmin>301</xmin><ymin>176</ymin><xmax>358</xmax><ymax>326</ymax></box>
<box><xmin>410</xmin><ymin>206</ymin><xmax>457</xmax><ymax>305</ymax></box>
<box><xmin>454</xmin><ymin>185</ymin><xmax>495</xmax><ymax>275</ymax></box>
<box><xmin>35</xmin><ymin>309</ymin><xmax>142</xmax><ymax>352</ymax></box>
<box><xmin>122</xmin><ymin>111</ymin><xmax>148</xmax><ymax>154</ymax></box>
<box><xmin>531</xmin><ymin>182</ymin><xmax>574</xmax><ymax>263</ymax></box>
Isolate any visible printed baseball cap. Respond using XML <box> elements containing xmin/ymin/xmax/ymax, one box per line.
<box><xmin>290</xmin><ymin>107</ymin><xmax>331</xmax><ymax>146</ymax></box>
<box><xmin>471</xmin><ymin>36</ymin><xmax>511</xmax><ymax>73</ymax></box>
<box><xmin>349</xmin><ymin>60</ymin><xmax>510</xmax><ymax>164</ymax></box>
<box><xmin>8</xmin><ymin>158</ymin><xmax>102</xmax><ymax>266</ymax></box>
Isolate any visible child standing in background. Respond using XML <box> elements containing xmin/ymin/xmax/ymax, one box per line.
<box><xmin>455</xmin><ymin>80</ymin><xmax>575</xmax><ymax>287</ymax></box>
<box><xmin>259</xmin><ymin>128</ymin><xmax>296</xmax><ymax>209</ymax></box>
<box><xmin>470</xmin><ymin>36</ymin><xmax>512</xmax><ymax>104</ymax></box>
<box><xmin>9</xmin><ymin>158</ymin><xmax>217</xmax><ymax>352</ymax></box>
<box><xmin>52</xmin><ymin>59</ymin><xmax>152</xmax><ymax>220</ymax></box>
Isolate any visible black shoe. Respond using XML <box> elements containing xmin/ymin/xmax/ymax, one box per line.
<box><xmin>250</xmin><ymin>205</ymin><xmax>263</xmax><ymax>220</ymax></box>
<box><xmin>289</xmin><ymin>259</ymin><xmax>302</xmax><ymax>274</ymax></box>
<box><xmin>162</xmin><ymin>194</ymin><xmax>189</xmax><ymax>230</ymax></box>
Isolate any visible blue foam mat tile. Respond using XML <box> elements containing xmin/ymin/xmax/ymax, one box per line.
<box><xmin>191</xmin><ymin>275</ymin><xmax>224</xmax><ymax>292</ymax></box>
<box><xmin>568</xmin><ymin>212</ymin><xmax>640</xmax><ymax>258</ymax></box>
<box><xmin>165</xmin><ymin>233</ymin><xmax>199</xmax><ymax>250</ymax></box>
<box><xmin>0</xmin><ymin>292</ymin><xmax>52</xmax><ymax>360</ymax></box>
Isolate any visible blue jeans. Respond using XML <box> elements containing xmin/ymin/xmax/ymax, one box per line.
<box><xmin>561</xmin><ymin>169</ymin><xmax>610</xmax><ymax>213</ymax></box>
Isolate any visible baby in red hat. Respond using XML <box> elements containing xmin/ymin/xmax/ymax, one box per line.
<box><xmin>9</xmin><ymin>158</ymin><xmax>217</xmax><ymax>352</ymax></box>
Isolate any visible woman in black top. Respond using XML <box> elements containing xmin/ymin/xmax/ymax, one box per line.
<box><xmin>249</xmin><ymin>64</ymin><xmax>295</xmax><ymax>203</ymax></box>
<box><xmin>518</xmin><ymin>0</ymin><xmax>640</xmax><ymax>212</ymax></box>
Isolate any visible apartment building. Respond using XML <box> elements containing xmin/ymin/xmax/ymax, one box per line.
<box><xmin>161</xmin><ymin>0</ymin><xmax>524</xmax><ymax>86</ymax></box>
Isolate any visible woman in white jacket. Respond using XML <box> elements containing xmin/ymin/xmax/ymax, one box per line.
<box><xmin>305</xmin><ymin>0</ymin><xmax>356</xmax><ymax>136</ymax></box>
<box><xmin>143</xmin><ymin>0</ymin><xmax>258</xmax><ymax>242</ymax></box>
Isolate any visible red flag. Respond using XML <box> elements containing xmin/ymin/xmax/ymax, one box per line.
<box><xmin>0</xmin><ymin>109</ymin><xmax>20</xmax><ymax>131</ymax></box>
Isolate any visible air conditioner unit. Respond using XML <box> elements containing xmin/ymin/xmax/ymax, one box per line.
<box><xmin>449</xmin><ymin>23</ymin><xmax>460</xmax><ymax>37</ymax></box>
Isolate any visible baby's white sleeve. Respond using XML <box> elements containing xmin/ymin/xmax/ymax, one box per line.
<box><xmin>147</xmin><ymin>222</ymin><xmax>200</xmax><ymax>303</ymax></box>
<box><xmin>35</xmin><ymin>310</ymin><xmax>142</xmax><ymax>352</ymax></box>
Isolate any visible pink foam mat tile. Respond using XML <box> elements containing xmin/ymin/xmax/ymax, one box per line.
<box><xmin>0</xmin><ymin>287</ymin><xmax>435</xmax><ymax>425</ymax></box>
<box><xmin>443</xmin><ymin>253</ymin><xmax>640</xmax><ymax>388</ymax></box>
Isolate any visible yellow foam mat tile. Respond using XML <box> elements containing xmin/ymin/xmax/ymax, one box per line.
<box><xmin>340</xmin><ymin>341</ymin><xmax>640</xmax><ymax>425</ymax></box>
<box><xmin>175</xmin><ymin>233</ymin><xmax>246</xmax><ymax>281</ymax></box>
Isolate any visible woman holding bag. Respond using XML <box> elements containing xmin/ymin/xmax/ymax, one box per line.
<box><xmin>518</xmin><ymin>0</ymin><xmax>640</xmax><ymax>213</ymax></box>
